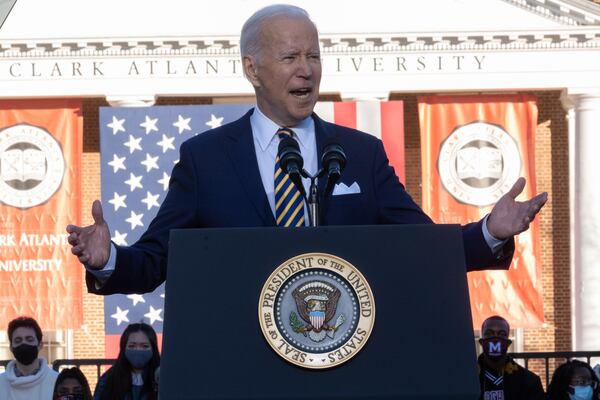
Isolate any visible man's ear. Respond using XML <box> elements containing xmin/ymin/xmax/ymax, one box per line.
<box><xmin>243</xmin><ymin>55</ymin><xmax>260</xmax><ymax>87</ymax></box>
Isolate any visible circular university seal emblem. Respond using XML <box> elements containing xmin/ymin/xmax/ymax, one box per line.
<box><xmin>259</xmin><ymin>253</ymin><xmax>375</xmax><ymax>369</ymax></box>
<box><xmin>437</xmin><ymin>121</ymin><xmax>521</xmax><ymax>207</ymax></box>
<box><xmin>0</xmin><ymin>123</ymin><xmax>65</xmax><ymax>209</ymax></box>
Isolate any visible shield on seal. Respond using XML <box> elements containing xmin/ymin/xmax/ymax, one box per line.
<box><xmin>309</xmin><ymin>310</ymin><xmax>325</xmax><ymax>330</ymax></box>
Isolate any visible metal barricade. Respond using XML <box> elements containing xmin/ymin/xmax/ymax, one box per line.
<box><xmin>510</xmin><ymin>351</ymin><xmax>600</xmax><ymax>387</ymax></box>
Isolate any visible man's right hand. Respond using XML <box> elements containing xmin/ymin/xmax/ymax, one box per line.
<box><xmin>66</xmin><ymin>200</ymin><xmax>111</xmax><ymax>270</ymax></box>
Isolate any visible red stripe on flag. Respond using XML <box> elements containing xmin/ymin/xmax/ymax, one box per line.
<box><xmin>380</xmin><ymin>101</ymin><xmax>405</xmax><ymax>182</ymax></box>
<box><xmin>105</xmin><ymin>333</ymin><xmax>163</xmax><ymax>359</ymax></box>
<box><xmin>333</xmin><ymin>101</ymin><xmax>357</xmax><ymax>129</ymax></box>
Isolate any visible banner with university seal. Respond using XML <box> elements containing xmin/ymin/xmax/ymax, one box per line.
<box><xmin>0</xmin><ymin>99</ymin><xmax>83</xmax><ymax>329</ymax></box>
<box><xmin>259</xmin><ymin>252</ymin><xmax>375</xmax><ymax>369</ymax></box>
<box><xmin>418</xmin><ymin>94</ymin><xmax>543</xmax><ymax>328</ymax></box>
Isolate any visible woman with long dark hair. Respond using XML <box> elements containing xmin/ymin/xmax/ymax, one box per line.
<box><xmin>547</xmin><ymin>360</ymin><xmax>600</xmax><ymax>400</ymax></box>
<box><xmin>53</xmin><ymin>367</ymin><xmax>93</xmax><ymax>400</ymax></box>
<box><xmin>93</xmin><ymin>323</ymin><xmax>160</xmax><ymax>400</ymax></box>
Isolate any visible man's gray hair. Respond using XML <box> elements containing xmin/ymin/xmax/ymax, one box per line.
<box><xmin>240</xmin><ymin>4</ymin><xmax>315</xmax><ymax>60</ymax></box>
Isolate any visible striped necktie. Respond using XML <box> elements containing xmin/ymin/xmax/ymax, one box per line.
<box><xmin>274</xmin><ymin>128</ymin><xmax>305</xmax><ymax>227</ymax></box>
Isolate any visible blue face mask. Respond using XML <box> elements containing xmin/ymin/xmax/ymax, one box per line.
<box><xmin>125</xmin><ymin>348</ymin><xmax>153</xmax><ymax>369</ymax></box>
<box><xmin>569</xmin><ymin>385</ymin><xmax>594</xmax><ymax>400</ymax></box>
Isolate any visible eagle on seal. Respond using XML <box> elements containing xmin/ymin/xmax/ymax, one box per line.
<box><xmin>292</xmin><ymin>280</ymin><xmax>341</xmax><ymax>334</ymax></box>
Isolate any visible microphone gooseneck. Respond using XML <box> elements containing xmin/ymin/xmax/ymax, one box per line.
<box><xmin>322</xmin><ymin>141</ymin><xmax>346</xmax><ymax>195</ymax></box>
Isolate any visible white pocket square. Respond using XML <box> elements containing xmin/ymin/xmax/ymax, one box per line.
<box><xmin>332</xmin><ymin>181</ymin><xmax>361</xmax><ymax>196</ymax></box>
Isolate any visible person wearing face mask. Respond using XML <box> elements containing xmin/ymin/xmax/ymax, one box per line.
<box><xmin>93</xmin><ymin>323</ymin><xmax>160</xmax><ymax>400</ymax></box>
<box><xmin>0</xmin><ymin>316</ymin><xmax>58</xmax><ymax>400</ymax></box>
<box><xmin>53</xmin><ymin>367</ymin><xmax>93</xmax><ymax>400</ymax></box>
<box><xmin>547</xmin><ymin>360</ymin><xmax>600</xmax><ymax>400</ymax></box>
<box><xmin>477</xmin><ymin>315</ymin><xmax>545</xmax><ymax>400</ymax></box>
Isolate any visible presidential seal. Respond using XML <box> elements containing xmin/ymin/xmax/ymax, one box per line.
<box><xmin>0</xmin><ymin>123</ymin><xmax>65</xmax><ymax>209</ymax></box>
<box><xmin>259</xmin><ymin>253</ymin><xmax>375</xmax><ymax>369</ymax></box>
<box><xmin>438</xmin><ymin>121</ymin><xmax>521</xmax><ymax>207</ymax></box>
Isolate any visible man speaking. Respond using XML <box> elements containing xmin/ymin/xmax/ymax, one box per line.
<box><xmin>66</xmin><ymin>4</ymin><xmax>547</xmax><ymax>295</ymax></box>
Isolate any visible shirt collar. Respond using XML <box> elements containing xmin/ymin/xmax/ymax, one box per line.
<box><xmin>250</xmin><ymin>106</ymin><xmax>314</xmax><ymax>152</ymax></box>
<box><xmin>131</xmin><ymin>371</ymin><xmax>144</xmax><ymax>386</ymax></box>
<box><xmin>14</xmin><ymin>360</ymin><xmax>41</xmax><ymax>377</ymax></box>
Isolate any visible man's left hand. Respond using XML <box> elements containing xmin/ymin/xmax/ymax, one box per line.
<box><xmin>487</xmin><ymin>177</ymin><xmax>548</xmax><ymax>240</ymax></box>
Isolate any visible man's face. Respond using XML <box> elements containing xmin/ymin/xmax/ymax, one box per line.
<box><xmin>481</xmin><ymin>318</ymin><xmax>510</xmax><ymax>339</ymax></box>
<box><xmin>244</xmin><ymin>15</ymin><xmax>321</xmax><ymax>127</ymax></box>
<box><xmin>10</xmin><ymin>326</ymin><xmax>40</xmax><ymax>348</ymax></box>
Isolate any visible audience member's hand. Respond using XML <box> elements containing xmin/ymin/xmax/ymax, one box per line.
<box><xmin>66</xmin><ymin>200</ymin><xmax>111</xmax><ymax>269</ymax></box>
<box><xmin>487</xmin><ymin>177</ymin><xmax>548</xmax><ymax>240</ymax></box>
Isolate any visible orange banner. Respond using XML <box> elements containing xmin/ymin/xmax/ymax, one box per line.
<box><xmin>0</xmin><ymin>99</ymin><xmax>83</xmax><ymax>330</ymax></box>
<box><xmin>418</xmin><ymin>94</ymin><xmax>543</xmax><ymax>328</ymax></box>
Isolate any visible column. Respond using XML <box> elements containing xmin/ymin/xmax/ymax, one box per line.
<box><xmin>568</xmin><ymin>91</ymin><xmax>600</xmax><ymax>350</ymax></box>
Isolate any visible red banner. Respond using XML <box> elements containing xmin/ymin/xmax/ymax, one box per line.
<box><xmin>0</xmin><ymin>99</ymin><xmax>83</xmax><ymax>330</ymax></box>
<box><xmin>418</xmin><ymin>94</ymin><xmax>543</xmax><ymax>328</ymax></box>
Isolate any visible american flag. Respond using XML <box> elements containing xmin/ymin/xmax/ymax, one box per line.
<box><xmin>98</xmin><ymin>101</ymin><xmax>404</xmax><ymax>356</ymax></box>
<box><xmin>99</xmin><ymin>104</ymin><xmax>253</xmax><ymax>357</ymax></box>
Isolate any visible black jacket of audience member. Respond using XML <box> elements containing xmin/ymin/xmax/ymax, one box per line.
<box><xmin>478</xmin><ymin>354</ymin><xmax>545</xmax><ymax>400</ymax></box>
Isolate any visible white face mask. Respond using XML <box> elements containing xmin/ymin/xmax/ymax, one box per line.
<box><xmin>569</xmin><ymin>385</ymin><xmax>594</xmax><ymax>400</ymax></box>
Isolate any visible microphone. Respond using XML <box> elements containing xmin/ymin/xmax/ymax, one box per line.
<box><xmin>322</xmin><ymin>141</ymin><xmax>346</xmax><ymax>194</ymax></box>
<box><xmin>278</xmin><ymin>136</ymin><xmax>305</xmax><ymax>195</ymax></box>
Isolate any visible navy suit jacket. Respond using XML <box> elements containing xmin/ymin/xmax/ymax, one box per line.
<box><xmin>88</xmin><ymin>109</ymin><xmax>514</xmax><ymax>294</ymax></box>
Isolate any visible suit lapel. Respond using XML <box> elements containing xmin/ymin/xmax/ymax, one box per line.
<box><xmin>224</xmin><ymin>110</ymin><xmax>276</xmax><ymax>226</ymax></box>
<box><xmin>313</xmin><ymin>113</ymin><xmax>335</xmax><ymax>197</ymax></box>
<box><xmin>313</xmin><ymin>113</ymin><xmax>341</xmax><ymax>223</ymax></box>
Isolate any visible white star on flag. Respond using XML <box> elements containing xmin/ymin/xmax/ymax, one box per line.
<box><xmin>124</xmin><ymin>173</ymin><xmax>143</xmax><ymax>191</ymax></box>
<box><xmin>144</xmin><ymin>305</ymin><xmax>163</xmax><ymax>325</ymax></box>
<box><xmin>206</xmin><ymin>114</ymin><xmax>224</xmax><ymax>129</ymax></box>
<box><xmin>127</xmin><ymin>294</ymin><xmax>146</xmax><ymax>306</ymax></box>
<box><xmin>108</xmin><ymin>154</ymin><xmax>126</xmax><ymax>173</ymax></box>
<box><xmin>141</xmin><ymin>191</ymin><xmax>160</xmax><ymax>210</ymax></box>
<box><xmin>107</xmin><ymin>116</ymin><xmax>126</xmax><ymax>135</ymax></box>
<box><xmin>140</xmin><ymin>116</ymin><xmax>159</xmax><ymax>134</ymax></box>
<box><xmin>141</xmin><ymin>153</ymin><xmax>159</xmax><ymax>172</ymax></box>
<box><xmin>124</xmin><ymin>135</ymin><xmax>143</xmax><ymax>154</ymax></box>
<box><xmin>112</xmin><ymin>230</ymin><xmax>128</xmax><ymax>246</ymax></box>
<box><xmin>156</xmin><ymin>134</ymin><xmax>175</xmax><ymax>153</ymax></box>
<box><xmin>173</xmin><ymin>115</ymin><xmax>191</xmax><ymax>134</ymax></box>
<box><xmin>111</xmin><ymin>306</ymin><xmax>130</xmax><ymax>326</ymax></box>
<box><xmin>158</xmin><ymin>172</ymin><xmax>170</xmax><ymax>191</ymax></box>
<box><xmin>125</xmin><ymin>210</ymin><xmax>144</xmax><ymax>230</ymax></box>
<box><xmin>108</xmin><ymin>192</ymin><xmax>127</xmax><ymax>211</ymax></box>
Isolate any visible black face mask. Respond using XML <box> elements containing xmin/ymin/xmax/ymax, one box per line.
<box><xmin>479</xmin><ymin>336</ymin><xmax>512</xmax><ymax>359</ymax></box>
<box><xmin>11</xmin><ymin>343</ymin><xmax>39</xmax><ymax>365</ymax></box>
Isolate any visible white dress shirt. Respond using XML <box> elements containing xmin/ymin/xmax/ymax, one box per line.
<box><xmin>250</xmin><ymin>106</ymin><xmax>317</xmax><ymax>219</ymax></box>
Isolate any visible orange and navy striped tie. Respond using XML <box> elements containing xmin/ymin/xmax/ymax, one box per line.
<box><xmin>274</xmin><ymin>128</ymin><xmax>305</xmax><ymax>227</ymax></box>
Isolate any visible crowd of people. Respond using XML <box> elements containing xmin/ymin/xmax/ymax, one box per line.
<box><xmin>0</xmin><ymin>317</ymin><xmax>160</xmax><ymax>400</ymax></box>
<box><xmin>0</xmin><ymin>315</ymin><xmax>599</xmax><ymax>399</ymax></box>
<box><xmin>477</xmin><ymin>315</ymin><xmax>600</xmax><ymax>400</ymax></box>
